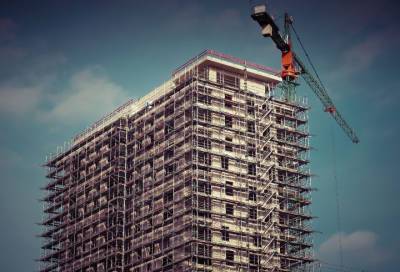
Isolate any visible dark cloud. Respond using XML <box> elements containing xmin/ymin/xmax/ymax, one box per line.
<box><xmin>0</xmin><ymin>18</ymin><xmax>16</xmax><ymax>42</ymax></box>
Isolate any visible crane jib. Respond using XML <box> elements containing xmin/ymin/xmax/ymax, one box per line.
<box><xmin>295</xmin><ymin>54</ymin><xmax>360</xmax><ymax>143</ymax></box>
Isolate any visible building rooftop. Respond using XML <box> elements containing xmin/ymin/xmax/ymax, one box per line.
<box><xmin>48</xmin><ymin>50</ymin><xmax>281</xmax><ymax>160</ymax></box>
<box><xmin>173</xmin><ymin>49</ymin><xmax>279</xmax><ymax>76</ymax></box>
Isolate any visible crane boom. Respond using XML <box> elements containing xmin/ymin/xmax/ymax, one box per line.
<box><xmin>294</xmin><ymin>54</ymin><xmax>360</xmax><ymax>143</ymax></box>
<box><xmin>251</xmin><ymin>4</ymin><xmax>359</xmax><ymax>143</ymax></box>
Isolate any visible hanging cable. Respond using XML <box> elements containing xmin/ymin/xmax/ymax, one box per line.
<box><xmin>330</xmin><ymin>123</ymin><xmax>344</xmax><ymax>269</ymax></box>
<box><xmin>290</xmin><ymin>19</ymin><xmax>346</xmax><ymax>268</ymax></box>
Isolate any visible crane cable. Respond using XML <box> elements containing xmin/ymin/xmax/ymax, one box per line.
<box><xmin>331</xmin><ymin>124</ymin><xmax>344</xmax><ymax>269</ymax></box>
<box><xmin>290</xmin><ymin>20</ymin><xmax>345</xmax><ymax>269</ymax></box>
<box><xmin>290</xmin><ymin>24</ymin><xmax>326</xmax><ymax>89</ymax></box>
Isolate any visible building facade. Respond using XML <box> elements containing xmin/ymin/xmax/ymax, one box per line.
<box><xmin>40</xmin><ymin>50</ymin><xmax>313</xmax><ymax>272</ymax></box>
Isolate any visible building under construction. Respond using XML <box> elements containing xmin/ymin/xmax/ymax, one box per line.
<box><xmin>40</xmin><ymin>50</ymin><xmax>313</xmax><ymax>272</ymax></box>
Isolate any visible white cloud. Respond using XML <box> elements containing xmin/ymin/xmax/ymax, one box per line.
<box><xmin>341</xmin><ymin>39</ymin><xmax>381</xmax><ymax>75</ymax></box>
<box><xmin>327</xmin><ymin>27</ymin><xmax>399</xmax><ymax>83</ymax></box>
<box><xmin>318</xmin><ymin>230</ymin><xmax>393</xmax><ymax>270</ymax></box>
<box><xmin>41</xmin><ymin>67</ymin><xmax>129</xmax><ymax>124</ymax></box>
<box><xmin>327</xmin><ymin>37</ymin><xmax>381</xmax><ymax>83</ymax></box>
<box><xmin>0</xmin><ymin>61</ymin><xmax>130</xmax><ymax>126</ymax></box>
<box><xmin>0</xmin><ymin>47</ymin><xmax>66</xmax><ymax>116</ymax></box>
<box><xmin>0</xmin><ymin>18</ymin><xmax>129</xmax><ymax>125</ymax></box>
<box><xmin>0</xmin><ymin>83</ymin><xmax>44</xmax><ymax>115</ymax></box>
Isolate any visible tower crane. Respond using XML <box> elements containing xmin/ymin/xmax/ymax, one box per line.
<box><xmin>251</xmin><ymin>4</ymin><xmax>360</xmax><ymax>143</ymax></box>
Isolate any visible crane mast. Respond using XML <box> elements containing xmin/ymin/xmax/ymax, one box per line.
<box><xmin>251</xmin><ymin>4</ymin><xmax>360</xmax><ymax>143</ymax></box>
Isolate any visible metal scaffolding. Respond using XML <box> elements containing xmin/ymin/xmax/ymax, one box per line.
<box><xmin>40</xmin><ymin>50</ymin><xmax>314</xmax><ymax>272</ymax></box>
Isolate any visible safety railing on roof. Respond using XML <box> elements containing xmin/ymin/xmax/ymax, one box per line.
<box><xmin>172</xmin><ymin>49</ymin><xmax>279</xmax><ymax>76</ymax></box>
<box><xmin>73</xmin><ymin>98</ymin><xmax>136</xmax><ymax>143</ymax></box>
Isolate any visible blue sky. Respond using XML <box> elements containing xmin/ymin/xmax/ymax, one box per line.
<box><xmin>0</xmin><ymin>0</ymin><xmax>399</xmax><ymax>271</ymax></box>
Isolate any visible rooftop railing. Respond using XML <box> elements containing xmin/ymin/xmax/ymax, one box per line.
<box><xmin>173</xmin><ymin>49</ymin><xmax>279</xmax><ymax>76</ymax></box>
